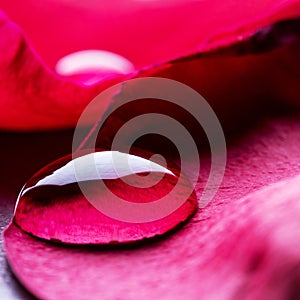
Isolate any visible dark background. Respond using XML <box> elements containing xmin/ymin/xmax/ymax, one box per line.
<box><xmin>0</xmin><ymin>130</ymin><xmax>74</xmax><ymax>299</ymax></box>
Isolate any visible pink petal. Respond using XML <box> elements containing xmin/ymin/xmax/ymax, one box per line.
<box><xmin>89</xmin><ymin>20</ymin><xmax>300</xmax><ymax>153</ymax></box>
<box><xmin>1</xmin><ymin>0</ymin><xmax>300</xmax><ymax>67</ymax></box>
<box><xmin>0</xmin><ymin>10</ymin><xmax>124</xmax><ymax>130</ymax></box>
<box><xmin>4</xmin><ymin>116</ymin><xmax>300</xmax><ymax>299</ymax></box>
<box><xmin>0</xmin><ymin>1</ymin><xmax>300</xmax><ymax>130</ymax></box>
<box><xmin>2</xmin><ymin>1</ymin><xmax>300</xmax><ymax>298</ymax></box>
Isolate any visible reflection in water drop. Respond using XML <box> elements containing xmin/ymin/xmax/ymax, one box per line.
<box><xmin>55</xmin><ymin>50</ymin><xmax>135</xmax><ymax>85</ymax></box>
<box><xmin>14</xmin><ymin>149</ymin><xmax>197</xmax><ymax>244</ymax></box>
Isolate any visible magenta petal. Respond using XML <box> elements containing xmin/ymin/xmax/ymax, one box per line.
<box><xmin>4</xmin><ymin>116</ymin><xmax>300</xmax><ymax>299</ymax></box>
<box><xmin>2</xmin><ymin>1</ymin><xmax>300</xmax><ymax>298</ymax></box>
<box><xmin>0</xmin><ymin>10</ymin><xmax>124</xmax><ymax>130</ymax></box>
<box><xmin>2</xmin><ymin>0</ymin><xmax>300</xmax><ymax>67</ymax></box>
<box><xmin>1</xmin><ymin>2</ymin><xmax>300</xmax><ymax>131</ymax></box>
<box><xmin>91</xmin><ymin>26</ymin><xmax>300</xmax><ymax>150</ymax></box>
<box><xmin>4</xmin><ymin>168</ymin><xmax>300</xmax><ymax>299</ymax></box>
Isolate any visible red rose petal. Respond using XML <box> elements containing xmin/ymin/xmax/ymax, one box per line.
<box><xmin>4</xmin><ymin>116</ymin><xmax>300</xmax><ymax>299</ymax></box>
<box><xmin>1</xmin><ymin>0</ymin><xmax>300</xmax><ymax>68</ymax></box>
<box><xmin>0</xmin><ymin>2</ymin><xmax>300</xmax><ymax>131</ymax></box>
<box><xmin>0</xmin><ymin>10</ymin><xmax>125</xmax><ymax>130</ymax></box>
<box><xmin>13</xmin><ymin>149</ymin><xmax>197</xmax><ymax>244</ymax></box>
<box><xmin>82</xmin><ymin>21</ymin><xmax>300</xmax><ymax>154</ymax></box>
<box><xmin>2</xmin><ymin>1</ymin><xmax>300</xmax><ymax>298</ymax></box>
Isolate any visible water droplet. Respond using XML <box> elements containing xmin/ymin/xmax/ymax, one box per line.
<box><xmin>55</xmin><ymin>50</ymin><xmax>135</xmax><ymax>86</ymax></box>
<box><xmin>14</xmin><ymin>149</ymin><xmax>197</xmax><ymax>244</ymax></box>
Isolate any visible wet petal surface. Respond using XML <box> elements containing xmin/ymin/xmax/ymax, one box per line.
<box><xmin>4</xmin><ymin>116</ymin><xmax>300</xmax><ymax>300</ymax></box>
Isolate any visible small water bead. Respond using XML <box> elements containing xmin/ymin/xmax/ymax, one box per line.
<box><xmin>14</xmin><ymin>149</ymin><xmax>197</xmax><ymax>244</ymax></box>
<box><xmin>55</xmin><ymin>50</ymin><xmax>135</xmax><ymax>85</ymax></box>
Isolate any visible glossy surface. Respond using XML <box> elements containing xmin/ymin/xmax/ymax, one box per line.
<box><xmin>0</xmin><ymin>1</ymin><xmax>300</xmax><ymax>298</ymax></box>
<box><xmin>3</xmin><ymin>115</ymin><xmax>300</xmax><ymax>299</ymax></box>
<box><xmin>0</xmin><ymin>2</ymin><xmax>300</xmax><ymax>130</ymax></box>
<box><xmin>55</xmin><ymin>50</ymin><xmax>135</xmax><ymax>85</ymax></box>
<box><xmin>14</xmin><ymin>149</ymin><xmax>197</xmax><ymax>244</ymax></box>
